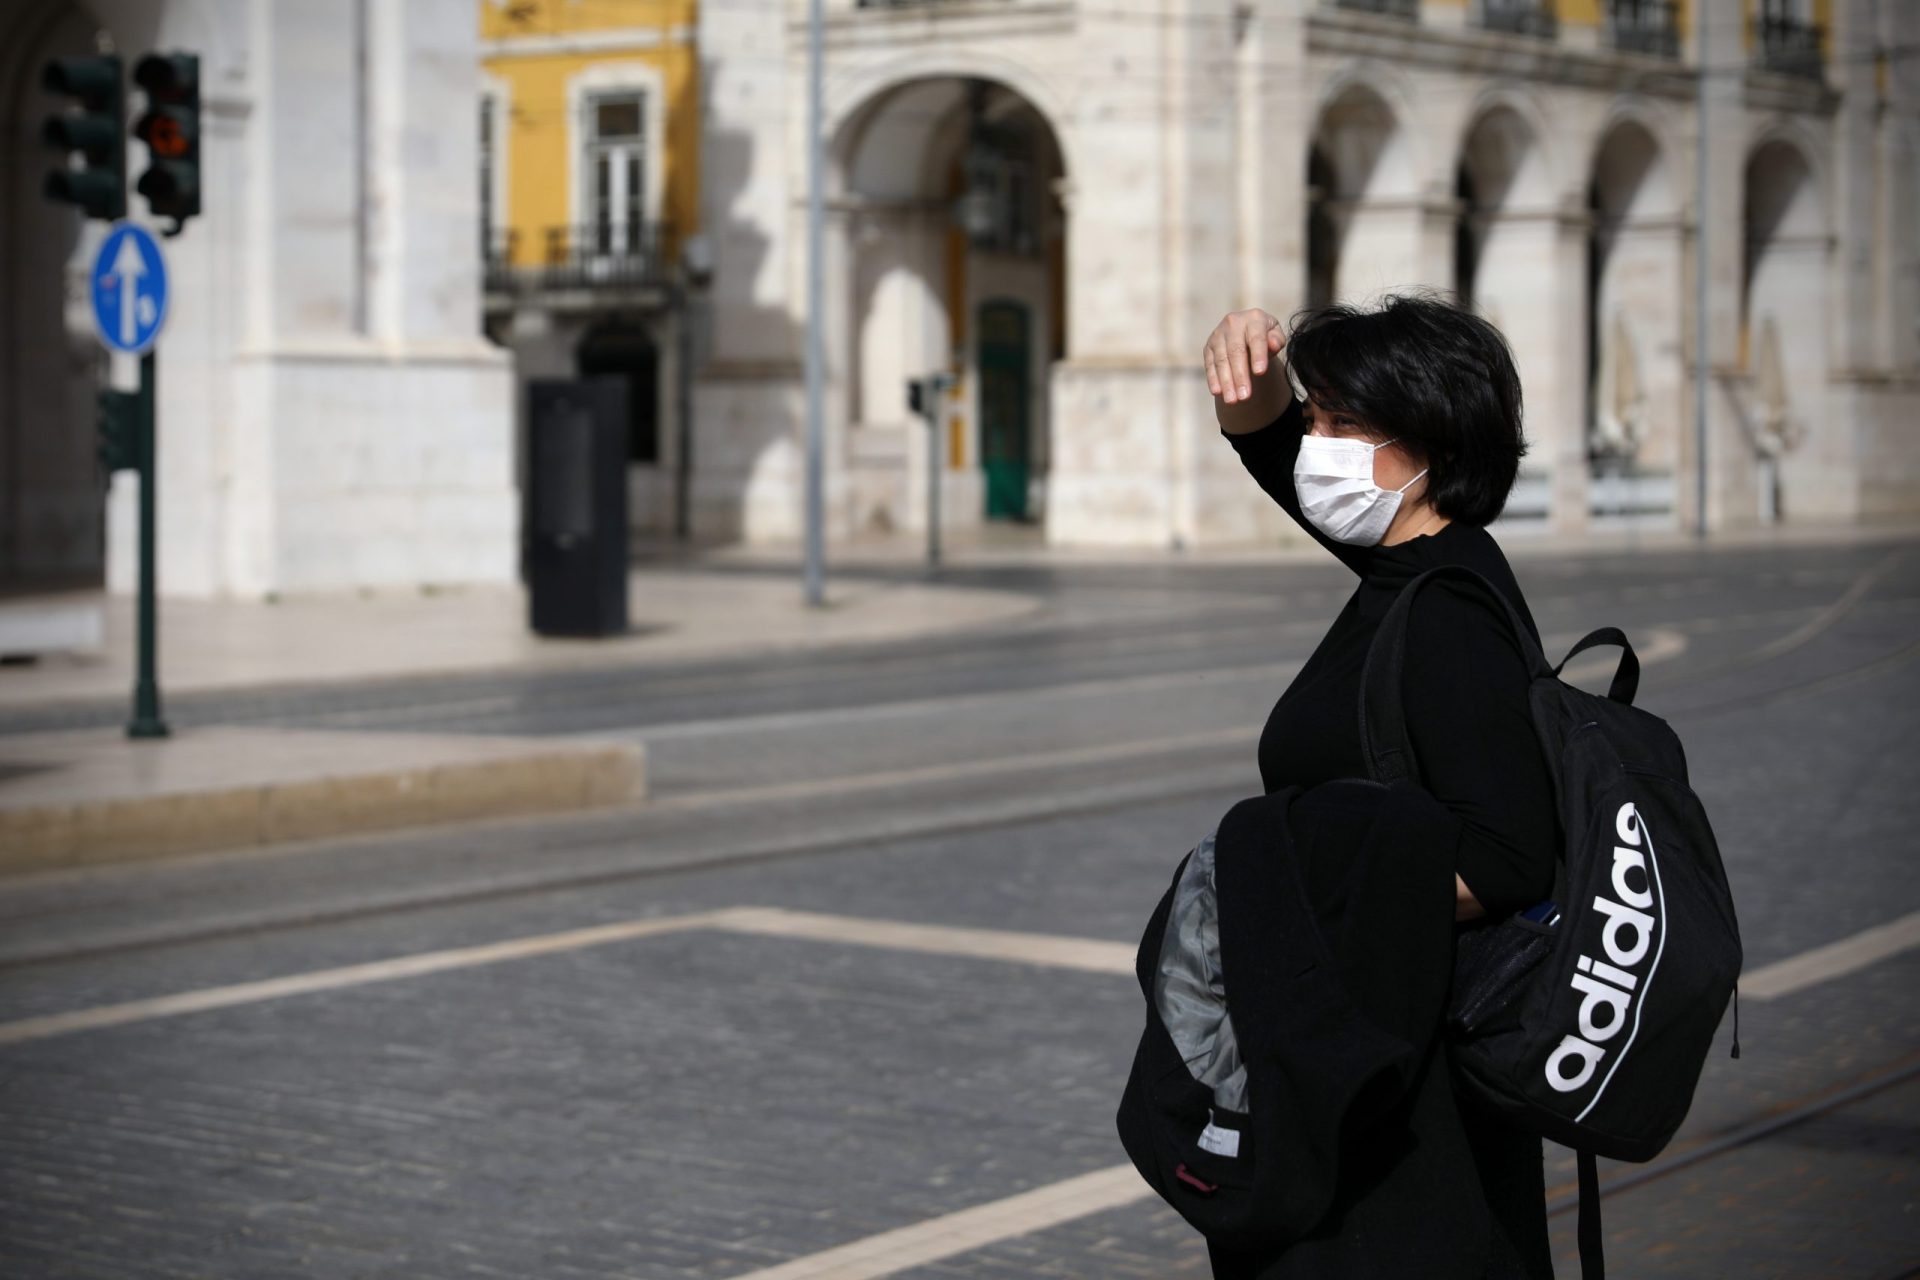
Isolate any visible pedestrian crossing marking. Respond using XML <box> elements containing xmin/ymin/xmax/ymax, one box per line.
<box><xmin>1738</xmin><ymin>909</ymin><xmax>1920</xmax><ymax>999</ymax></box>
<box><xmin>716</xmin><ymin>1164</ymin><xmax>1152</xmax><ymax>1280</ymax></box>
<box><xmin>0</xmin><ymin>901</ymin><xmax>1905</xmax><ymax>1051</ymax></box>
<box><xmin>0</xmin><ymin>908</ymin><xmax>1133</xmax><ymax>1046</ymax></box>
<box><xmin>717</xmin><ymin>906</ymin><xmax>1137</xmax><ymax>975</ymax></box>
<box><xmin>0</xmin><ymin>912</ymin><xmax>728</xmax><ymax>1046</ymax></box>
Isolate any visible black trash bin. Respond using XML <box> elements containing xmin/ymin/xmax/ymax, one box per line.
<box><xmin>526</xmin><ymin>377</ymin><xmax>629</xmax><ymax>637</ymax></box>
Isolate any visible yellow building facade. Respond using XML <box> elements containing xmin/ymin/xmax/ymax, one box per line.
<box><xmin>479</xmin><ymin>0</ymin><xmax>705</xmax><ymax>537</ymax></box>
<box><xmin>479</xmin><ymin>0</ymin><xmax>700</xmax><ymax>268</ymax></box>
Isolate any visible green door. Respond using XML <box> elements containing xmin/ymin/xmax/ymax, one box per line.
<box><xmin>977</xmin><ymin>300</ymin><xmax>1031</xmax><ymax>521</ymax></box>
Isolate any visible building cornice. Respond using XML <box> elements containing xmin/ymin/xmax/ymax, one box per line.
<box><xmin>1308</xmin><ymin>8</ymin><xmax>1703</xmax><ymax>102</ymax></box>
<box><xmin>480</xmin><ymin>27</ymin><xmax>694</xmax><ymax>60</ymax></box>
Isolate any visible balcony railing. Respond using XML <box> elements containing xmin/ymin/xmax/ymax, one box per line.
<box><xmin>1757</xmin><ymin>12</ymin><xmax>1823</xmax><ymax>78</ymax></box>
<box><xmin>1328</xmin><ymin>0</ymin><xmax>1419</xmax><ymax>18</ymax></box>
<box><xmin>1606</xmin><ymin>0</ymin><xmax>1678</xmax><ymax>57</ymax></box>
<box><xmin>485</xmin><ymin>223</ymin><xmax>676</xmax><ymax>299</ymax></box>
<box><xmin>1478</xmin><ymin>0</ymin><xmax>1557</xmax><ymax>39</ymax></box>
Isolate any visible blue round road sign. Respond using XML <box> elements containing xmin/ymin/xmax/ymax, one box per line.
<box><xmin>91</xmin><ymin>222</ymin><xmax>169</xmax><ymax>355</ymax></box>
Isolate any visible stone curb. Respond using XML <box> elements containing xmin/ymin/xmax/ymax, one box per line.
<box><xmin>0</xmin><ymin>740</ymin><xmax>646</xmax><ymax>878</ymax></box>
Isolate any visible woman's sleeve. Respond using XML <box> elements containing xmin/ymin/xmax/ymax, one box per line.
<box><xmin>1402</xmin><ymin>583</ymin><xmax>1560</xmax><ymax>918</ymax></box>
<box><xmin>1223</xmin><ymin>398</ymin><xmax>1372</xmax><ymax>576</ymax></box>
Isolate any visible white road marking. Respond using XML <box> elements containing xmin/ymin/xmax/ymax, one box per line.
<box><xmin>718</xmin><ymin>907</ymin><xmax>1137</xmax><ymax>975</ymax></box>
<box><xmin>719</xmin><ymin>1164</ymin><xmax>1152</xmax><ymax>1280</ymax></box>
<box><xmin>0</xmin><ymin>909</ymin><xmax>1142</xmax><ymax>1046</ymax></box>
<box><xmin>13</xmin><ymin>891</ymin><xmax>1914</xmax><ymax>1053</ymax></box>
<box><xmin>0</xmin><ymin>912</ymin><xmax>727</xmax><ymax>1046</ymax></box>
<box><xmin>1740</xmin><ymin>909</ymin><xmax>1920</xmax><ymax>1000</ymax></box>
<box><xmin>4</xmin><ymin>898</ymin><xmax>1918</xmax><ymax>1277</ymax></box>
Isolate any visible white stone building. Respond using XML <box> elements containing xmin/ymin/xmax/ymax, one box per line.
<box><xmin>1</xmin><ymin>0</ymin><xmax>515</xmax><ymax>609</ymax></box>
<box><xmin>695</xmin><ymin>0</ymin><xmax>1920</xmax><ymax>548</ymax></box>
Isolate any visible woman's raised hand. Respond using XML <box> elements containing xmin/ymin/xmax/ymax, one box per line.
<box><xmin>1204</xmin><ymin>308</ymin><xmax>1288</xmax><ymax>435</ymax></box>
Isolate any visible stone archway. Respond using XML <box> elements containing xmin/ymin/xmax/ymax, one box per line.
<box><xmin>1307</xmin><ymin>81</ymin><xmax>1422</xmax><ymax>305</ymax></box>
<box><xmin>1587</xmin><ymin>117</ymin><xmax>1683</xmax><ymax>526</ymax></box>
<box><xmin>829</xmin><ymin>75</ymin><xmax>1067</xmax><ymax>537</ymax></box>
<box><xmin>1742</xmin><ymin>136</ymin><xmax>1829</xmax><ymax>522</ymax></box>
<box><xmin>1454</xmin><ymin>102</ymin><xmax>1571</xmax><ymax>526</ymax></box>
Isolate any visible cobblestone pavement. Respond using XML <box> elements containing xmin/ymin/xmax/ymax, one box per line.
<box><xmin>1</xmin><ymin>538</ymin><xmax>1916</xmax><ymax>1278</ymax></box>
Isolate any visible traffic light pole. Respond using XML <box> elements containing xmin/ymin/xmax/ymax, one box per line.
<box><xmin>128</xmin><ymin>350</ymin><xmax>167</xmax><ymax>739</ymax></box>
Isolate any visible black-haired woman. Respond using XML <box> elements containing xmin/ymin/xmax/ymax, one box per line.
<box><xmin>1201</xmin><ymin>294</ymin><xmax>1559</xmax><ymax>1279</ymax></box>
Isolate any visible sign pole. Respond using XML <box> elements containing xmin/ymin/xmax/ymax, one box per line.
<box><xmin>128</xmin><ymin>349</ymin><xmax>167</xmax><ymax>739</ymax></box>
<box><xmin>927</xmin><ymin>409</ymin><xmax>941</xmax><ymax>571</ymax></box>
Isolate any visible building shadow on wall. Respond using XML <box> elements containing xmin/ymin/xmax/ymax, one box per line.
<box><xmin>686</xmin><ymin>61</ymin><xmax>805</xmax><ymax>545</ymax></box>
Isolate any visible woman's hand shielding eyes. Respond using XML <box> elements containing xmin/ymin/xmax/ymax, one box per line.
<box><xmin>1205</xmin><ymin>308</ymin><xmax>1289</xmax><ymax>436</ymax></box>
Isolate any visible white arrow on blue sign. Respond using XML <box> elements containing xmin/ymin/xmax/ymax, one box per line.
<box><xmin>91</xmin><ymin>222</ymin><xmax>169</xmax><ymax>355</ymax></box>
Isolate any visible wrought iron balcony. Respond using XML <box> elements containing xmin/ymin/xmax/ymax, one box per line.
<box><xmin>1327</xmin><ymin>0</ymin><xmax>1420</xmax><ymax>18</ymax></box>
<box><xmin>1477</xmin><ymin>0</ymin><xmax>1557</xmax><ymax>39</ymax></box>
<box><xmin>1757</xmin><ymin>12</ymin><xmax>1823</xmax><ymax>78</ymax></box>
<box><xmin>485</xmin><ymin>223</ymin><xmax>677</xmax><ymax>300</ymax></box>
<box><xmin>1606</xmin><ymin>0</ymin><xmax>1678</xmax><ymax>57</ymax></box>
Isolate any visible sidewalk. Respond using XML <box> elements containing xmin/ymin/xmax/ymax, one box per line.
<box><xmin>0</xmin><ymin>728</ymin><xmax>645</xmax><ymax>876</ymax></box>
<box><xmin>0</xmin><ymin>564</ymin><xmax>1037</xmax><ymax>874</ymax></box>
<box><xmin>0</xmin><ymin>565</ymin><xmax>1041</xmax><ymax>715</ymax></box>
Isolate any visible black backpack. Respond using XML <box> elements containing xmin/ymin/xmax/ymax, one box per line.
<box><xmin>1361</xmin><ymin>565</ymin><xmax>1744</xmax><ymax>1280</ymax></box>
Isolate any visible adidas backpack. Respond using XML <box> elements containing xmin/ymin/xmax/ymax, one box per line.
<box><xmin>1360</xmin><ymin>565</ymin><xmax>1744</xmax><ymax>1280</ymax></box>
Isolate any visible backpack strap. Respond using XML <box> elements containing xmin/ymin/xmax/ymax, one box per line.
<box><xmin>1577</xmin><ymin>1149</ymin><xmax>1606</xmax><ymax>1280</ymax></box>
<box><xmin>1359</xmin><ymin>565</ymin><xmax>1550</xmax><ymax>787</ymax></box>
<box><xmin>1555</xmin><ymin>627</ymin><xmax>1641</xmax><ymax>705</ymax></box>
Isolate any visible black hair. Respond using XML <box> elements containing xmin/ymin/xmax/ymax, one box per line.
<box><xmin>1284</xmin><ymin>291</ymin><xmax>1527</xmax><ymax>527</ymax></box>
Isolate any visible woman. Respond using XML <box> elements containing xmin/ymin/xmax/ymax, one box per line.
<box><xmin>1201</xmin><ymin>294</ymin><xmax>1560</xmax><ymax>1278</ymax></box>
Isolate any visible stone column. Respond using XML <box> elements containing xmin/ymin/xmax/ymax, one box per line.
<box><xmin>691</xmin><ymin>0</ymin><xmax>803</xmax><ymax>542</ymax></box>
<box><xmin>1049</xmin><ymin>0</ymin><xmax>1245</xmax><ymax>549</ymax></box>
<box><xmin>1474</xmin><ymin>203</ymin><xmax>1590</xmax><ymax>535</ymax></box>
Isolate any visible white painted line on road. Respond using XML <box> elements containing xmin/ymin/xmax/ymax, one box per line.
<box><xmin>720</xmin><ymin>1164</ymin><xmax>1152</xmax><ymax>1280</ymax></box>
<box><xmin>1739</xmin><ymin>909</ymin><xmax>1920</xmax><ymax>1001</ymax></box>
<box><xmin>716</xmin><ymin>908</ymin><xmax>1137</xmax><ymax>975</ymax></box>
<box><xmin>9</xmin><ymin>875</ymin><xmax>1905</xmax><ymax>1055</ymax></box>
<box><xmin>0</xmin><ymin>909</ymin><xmax>1139</xmax><ymax>1047</ymax></box>
<box><xmin>0</xmin><ymin>912</ymin><xmax>728</xmax><ymax>1047</ymax></box>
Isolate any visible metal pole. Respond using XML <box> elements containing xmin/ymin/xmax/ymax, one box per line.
<box><xmin>128</xmin><ymin>349</ymin><xmax>168</xmax><ymax>739</ymax></box>
<box><xmin>802</xmin><ymin>0</ymin><xmax>826</xmax><ymax>606</ymax></box>
<box><xmin>927</xmin><ymin>400</ymin><xmax>941</xmax><ymax>569</ymax></box>
<box><xmin>675</xmin><ymin>281</ymin><xmax>693</xmax><ymax>541</ymax></box>
<box><xmin>1692</xmin><ymin>4</ymin><xmax>1711</xmax><ymax>541</ymax></box>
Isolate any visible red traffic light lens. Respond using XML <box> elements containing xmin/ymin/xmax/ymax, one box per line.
<box><xmin>137</xmin><ymin>113</ymin><xmax>189</xmax><ymax>158</ymax></box>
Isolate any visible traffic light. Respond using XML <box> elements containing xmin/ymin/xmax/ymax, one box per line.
<box><xmin>132</xmin><ymin>52</ymin><xmax>199</xmax><ymax>234</ymax></box>
<box><xmin>41</xmin><ymin>55</ymin><xmax>125</xmax><ymax>221</ymax></box>
<box><xmin>97</xmin><ymin>388</ymin><xmax>140</xmax><ymax>474</ymax></box>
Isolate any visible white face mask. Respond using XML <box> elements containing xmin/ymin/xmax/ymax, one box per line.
<box><xmin>1292</xmin><ymin>432</ymin><xmax>1429</xmax><ymax>547</ymax></box>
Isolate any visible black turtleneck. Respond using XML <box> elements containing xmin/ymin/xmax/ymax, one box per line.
<box><xmin>1226</xmin><ymin>400</ymin><xmax>1558</xmax><ymax>919</ymax></box>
